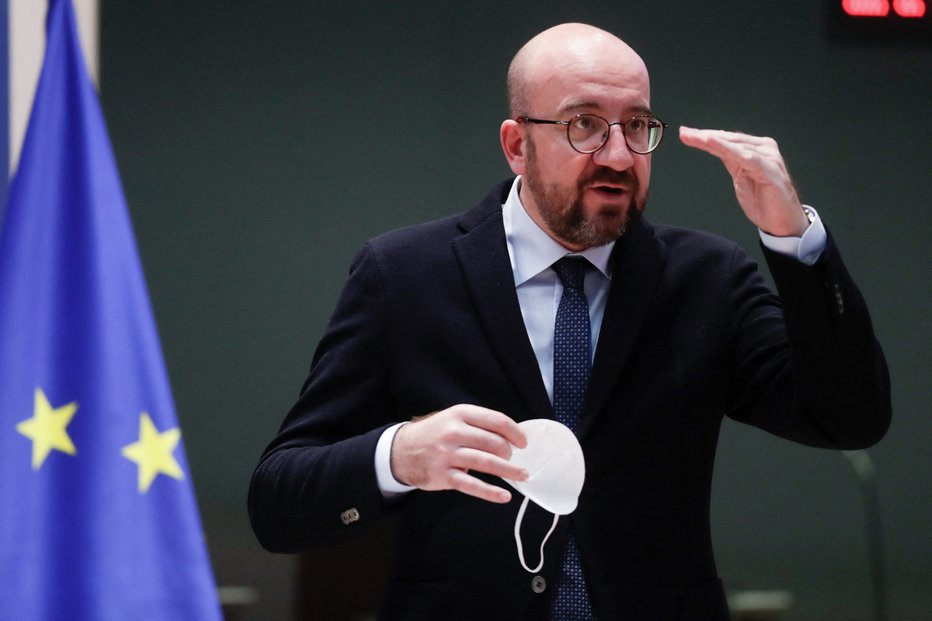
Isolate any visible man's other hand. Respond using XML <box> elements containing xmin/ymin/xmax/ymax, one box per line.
<box><xmin>390</xmin><ymin>404</ymin><xmax>529</xmax><ymax>504</ymax></box>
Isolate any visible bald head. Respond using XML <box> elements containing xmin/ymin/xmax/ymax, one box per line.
<box><xmin>507</xmin><ymin>23</ymin><xmax>649</xmax><ymax>117</ymax></box>
<box><xmin>499</xmin><ymin>23</ymin><xmax>654</xmax><ymax>250</ymax></box>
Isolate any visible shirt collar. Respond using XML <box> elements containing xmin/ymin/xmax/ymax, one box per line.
<box><xmin>502</xmin><ymin>176</ymin><xmax>615</xmax><ymax>286</ymax></box>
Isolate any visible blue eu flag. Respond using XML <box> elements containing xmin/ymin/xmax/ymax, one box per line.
<box><xmin>0</xmin><ymin>1</ymin><xmax>222</xmax><ymax>619</ymax></box>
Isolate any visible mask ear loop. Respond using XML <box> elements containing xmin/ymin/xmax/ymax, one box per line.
<box><xmin>513</xmin><ymin>495</ymin><xmax>560</xmax><ymax>573</ymax></box>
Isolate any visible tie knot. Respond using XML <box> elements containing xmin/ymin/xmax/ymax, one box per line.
<box><xmin>553</xmin><ymin>257</ymin><xmax>588</xmax><ymax>291</ymax></box>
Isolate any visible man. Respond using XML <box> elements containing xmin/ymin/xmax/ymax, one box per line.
<box><xmin>249</xmin><ymin>23</ymin><xmax>890</xmax><ymax>620</ymax></box>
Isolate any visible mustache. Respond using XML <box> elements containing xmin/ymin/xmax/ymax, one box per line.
<box><xmin>582</xmin><ymin>168</ymin><xmax>637</xmax><ymax>187</ymax></box>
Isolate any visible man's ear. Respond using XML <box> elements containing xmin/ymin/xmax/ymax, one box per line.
<box><xmin>500</xmin><ymin>119</ymin><xmax>527</xmax><ymax>175</ymax></box>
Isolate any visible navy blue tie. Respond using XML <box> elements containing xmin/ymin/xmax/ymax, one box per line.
<box><xmin>550</xmin><ymin>257</ymin><xmax>595</xmax><ymax>621</ymax></box>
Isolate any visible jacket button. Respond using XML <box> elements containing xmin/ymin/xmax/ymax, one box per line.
<box><xmin>531</xmin><ymin>575</ymin><xmax>546</xmax><ymax>593</ymax></box>
<box><xmin>340</xmin><ymin>508</ymin><xmax>360</xmax><ymax>525</ymax></box>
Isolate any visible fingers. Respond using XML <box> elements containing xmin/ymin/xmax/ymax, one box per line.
<box><xmin>390</xmin><ymin>404</ymin><xmax>529</xmax><ymax>504</ymax></box>
<box><xmin>680</xmin><ymin>126</ymin><xmax>775</xmax><ymax>148</ymax></box>
<box><xmin>448</xmin><ymin>469</ymin><xmax>513</xmax><ymax>504</ymax></box>
<box><xmin>679</xmin><ymin>127</ymin><xmax>783</xmax><ymax>179</ymax></box>
<box><xmin>677</xmin><ymin>125</ymin><xmax>805</xmax><ymax>235</ymax></box>
<box><xmin>461</xmin><ymin>405</ymin><xmax>528</xmax><ymax>450</ymax></box>
<box><xmin>454</xmin><ymin>446</ymin><xmax>528</xmax><ymax>482</ymax></box>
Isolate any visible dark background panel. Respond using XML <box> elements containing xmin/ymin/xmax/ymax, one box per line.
<box><xmin>99</xmin><ymin>1</ymin><xmax>931</xmax><ymax>619</ymax></box>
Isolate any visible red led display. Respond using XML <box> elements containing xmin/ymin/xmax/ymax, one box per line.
<box><xmin>828</xmin><ymin>0</ymin><xmax>931</xmax><ymax>43</ymax></box>
<box><xmin>842</xmin><ymin>0</ymin><xmax>927</xmax><ymax>17</ymax></box>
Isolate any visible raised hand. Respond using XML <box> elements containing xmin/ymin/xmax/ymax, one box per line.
<box><xmin>679</xmin><ymin>127</ymin><xmax>809</xmax><ymax>237</ymax></box>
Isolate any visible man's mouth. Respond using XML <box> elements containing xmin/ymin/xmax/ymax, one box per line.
<box><xmin>585</xmin><ymin>169</ymin><xmax>636</xmax><ymax>197</ymax></box>
<box><xmin>589</xmin><ymin>184</ymin><xmax>628</xmax><ymax>197</ymax></box>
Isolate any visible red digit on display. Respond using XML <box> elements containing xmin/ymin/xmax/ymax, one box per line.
<box><xmin>892</xmin><ymin>0</ymin><xmax>927</xmax><ymax>17</ymax></box>
<box><xmin>842</xmin><ymin>0</ymin><xmax>891</xmax><ymax>16</ymax></box>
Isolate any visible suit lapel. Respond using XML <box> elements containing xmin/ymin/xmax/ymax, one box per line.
<box><xmin>579</xmin><ymin>218</ymin><xmax>667</xmax><ymax>438</ymax></box>
<box><xmin>451</xmin><ymin>182</ymin><xmax>668</xmax><ymax>431</ymax></box>
<box><xmin>452</xmin><ymin>181</ymin><xmax>553</xmax><ymax>421</ymax></box>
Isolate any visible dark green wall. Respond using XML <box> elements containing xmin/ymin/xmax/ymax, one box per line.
<box><xmin>100</xmin><ymin>2</ymin><xmax>931</xmax><ymax>619</ymax></box>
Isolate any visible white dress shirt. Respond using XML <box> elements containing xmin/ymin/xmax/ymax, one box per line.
<box><xmin>374</xmin><ymin>177</ymin><xmax>827</xmax><ymax>494</ymax></box>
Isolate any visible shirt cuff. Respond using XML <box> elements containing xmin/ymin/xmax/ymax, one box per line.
<box><xmin>375</xmin><ymin>422</ymin><xmax>416</xmax><ymax>495</ymax></box>
<box><xmin>758</xmin><ymin>205</ymin><xmax>827</xmax><ymax>266</ymax></box>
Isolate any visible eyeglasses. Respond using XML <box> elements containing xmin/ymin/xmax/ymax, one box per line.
<box><xmin>518</xmin><ymin>113</ymin><xmax>668</xmax><ymax>155</ymax></box>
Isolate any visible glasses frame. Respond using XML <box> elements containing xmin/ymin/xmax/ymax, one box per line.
<box><xmin>518</xmin><ymin>113</ymin><xmax>668</xmax><ymax>155</ymax></box>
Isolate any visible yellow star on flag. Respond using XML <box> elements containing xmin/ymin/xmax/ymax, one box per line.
<box><xmin>121</xmin><ymin>412</ymin><xmax>184</xmax><ymax>493</ymax></box>
<box><xmin>16</xmin><ymin>388</ymin><xmax>78</xmax><ymax>469</ymax></box>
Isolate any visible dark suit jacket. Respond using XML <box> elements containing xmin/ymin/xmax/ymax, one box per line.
<box><xmin>249</xmin><ymin>179</ymin><xmax>890</xmax><ymax>620</ymax></box>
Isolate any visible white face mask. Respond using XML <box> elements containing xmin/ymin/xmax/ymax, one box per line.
<box><xmin>503</xmin><ymin>419</ymin><xmax>586</xmax><ymax>573</ymax></box>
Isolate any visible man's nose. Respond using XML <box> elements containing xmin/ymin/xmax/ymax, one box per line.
<box><xmin>591</xmin><ymin>124</ymin><xmax>635</xmax><ymax>171</ymax></box>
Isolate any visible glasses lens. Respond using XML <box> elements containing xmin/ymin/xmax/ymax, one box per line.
<box><xmin>625</xmin><ymin>116</ymin><xmax>664</xmax><ymax>154</ymax></box>
<box><xmin>567</xmin><ymin>115</ymin><xmax>609</xmax><ymax>153</ymax></box>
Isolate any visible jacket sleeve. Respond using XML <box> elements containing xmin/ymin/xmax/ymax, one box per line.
<box><xmin>248</xmin><ymin>243</ymin><xmax>405</xmax><ymax>553</ymax></box>
<box><xmin>725</xmin><ymin>233</ymin><xmax>891</xmax><ymax>448</ymax></box>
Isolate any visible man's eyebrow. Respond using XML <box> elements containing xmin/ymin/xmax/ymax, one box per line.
<box><xmin>557</xmin><ymin>101</ymin><xmax>600</xmax><ymax>115</ymax></box>
<box><xmin>557</xmin><ymin>102</ymin><xmax>654</xmax><ymax>118</ymax></box>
